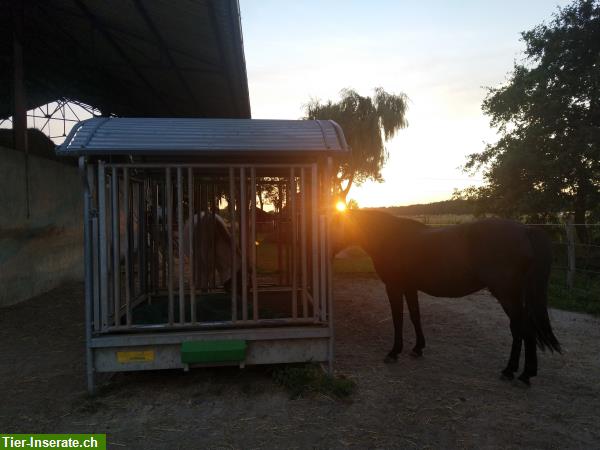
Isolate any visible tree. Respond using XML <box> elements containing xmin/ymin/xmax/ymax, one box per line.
<box><xmin>461</xmin><ymin>0</ymin><xmax>600</xmax><ymax>241</ymax></box>
<box><xmin>304</xmin><ymin>88</ymin><xmax>408</xmax><ymax>200</ymax></box>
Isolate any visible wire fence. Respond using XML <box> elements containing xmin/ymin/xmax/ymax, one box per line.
<box><xmin>528</xmin><ymin>220</ymin><xmax>600</xmax><ymax>314</ymax></box>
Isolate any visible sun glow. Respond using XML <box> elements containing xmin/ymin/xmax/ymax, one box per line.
<box><xmin>335</xmin><ymin>201</ymin><xmax>347</xmax><ymax>212</ymax></box>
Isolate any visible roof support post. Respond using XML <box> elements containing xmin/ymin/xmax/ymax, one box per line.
<box><xmin>12</xmin><ymin>0</ymin><xmax>29</xmax><ymax>218</ymax></box>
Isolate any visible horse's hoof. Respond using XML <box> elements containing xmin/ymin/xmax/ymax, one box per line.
<box><xmin>517</xmin><ymin>373</ymin><xmax>531</xmax><ymax>386</ymax></box>
<box><xmin>500</xmin><ymin>370</ymin><xmax>514</xmax><ymax>381</ymax></box>
<box><xmin>384</xmin><ymin>354</ymin><xmax>398</xmax><ymax>364</ymax></box>
<box><xmin>410</xmin><ymin>348</ymin><xmax>423</xmax><ymax>358</ymax></box>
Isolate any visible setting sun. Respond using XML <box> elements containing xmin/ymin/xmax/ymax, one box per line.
<box><xmin>335</xmin><ymin>201</ymin><xmax>347</xmax><ymax>212</ymax></box>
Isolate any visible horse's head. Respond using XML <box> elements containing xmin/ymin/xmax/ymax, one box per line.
<box><xmin>330</xmin><ymin>210</ymin><xmax>363</xmax><ymax>255</ymax></box>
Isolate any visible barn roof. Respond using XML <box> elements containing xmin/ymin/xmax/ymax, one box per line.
<box><xmin>57</xmin><ymin>117</ymin><xmax>349</xmax><ymax>157</ymax></box>
<box><xmin>1</xmin><ymin>0</ymin><xmax>250</xmax><ymax>119</ymax></box>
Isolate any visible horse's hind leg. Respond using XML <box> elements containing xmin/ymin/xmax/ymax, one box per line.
<box><xmin>501</xmin><ymin>314</ymin><xmax>523</xmax><ymax>380</ymax></box>
<box><xmin>405</xmin><ymin>290</ymin><xmax>425</xmax><ymax>357</ymax></box>
<box><xmin>518</xmin><ymin>325</ymin><xmax>538</xmax><ymax>385</ymax></box>
<box><xmin>384</xmin><ymin>284</ymin><xmax>404</xmax><ymax>363</ymax></box>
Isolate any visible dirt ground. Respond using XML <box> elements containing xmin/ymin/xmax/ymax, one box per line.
<box><xmin>1</xmin><ymin>274</ymin><xmax>599</xmax><ymax>449</ymax></box>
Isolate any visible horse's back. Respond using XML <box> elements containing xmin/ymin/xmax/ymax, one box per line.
<box><xmin>409</xmin><ymin>219</ymin><xmax>539</xmax><ymax>297</ymax></box>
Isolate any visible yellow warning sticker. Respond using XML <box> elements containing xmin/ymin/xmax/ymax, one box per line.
<box><xmin>117</xmin><ymin>350</ymin><xmax>155</xmax><ymax>363</ymax></box>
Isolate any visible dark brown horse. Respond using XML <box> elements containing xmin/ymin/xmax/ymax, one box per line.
<box><xmin>332</xmin><ymin>209</ymin><xmax>561</xmax><ymax>385</ymax></box>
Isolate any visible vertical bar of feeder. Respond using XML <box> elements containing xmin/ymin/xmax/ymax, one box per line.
<box><xmin>98</xmin><ymin>162</ymin><xmax>108</xmax><ymax>330</ymax></box>
<box><xmin>152</xmin><ymin>182</ymin><xmax>159</xmax><ymax>292</ymax></box>
<box><xmin>251</xmin><ymin>168</ymin><xmax>258</xmax><ymax>321</ymax></box>
<box><xmin>311</xmin><ymin>163</ymin><xmax>320</xmax><ymax>321</ymax></box>
<box><xmin>212</xmin><ymin>183</ymin><xmax>217</xmax><ymax>290</ymax></box>
<box><xmin>177</xmin><ymin>168</ymin><xmax>185</xmax><ymax>323</ymax></box>
<box><xmin>166</xmin><ymin>168</ymin><xmax>174</xmax><ymax>325</ymax></box>
<box><xmin>320</xmin><ymin>215</ymin><xmax>326</xmax><ymax>322</ymax></box>
<box><xmin>161</xmin><ymin>182</ymin><xmax>167</xmax><ymax>290</ymax></box>
<box><xmin>139</xmin><ymin>180</ymin><xmax>147</xmax><ymax>298</ymax></box>
<box><xmin>290</xmin><ymin>168</ymin><xmax>297</xmax><ymax>318</ymax></box>
<box><xmin>229</xmin><ymin>168</ymin><xmax>237</xmax><ymax>321</ymax></box>
<box><xmin>301</xmin><ymin>167</ymin><xmax>308</xmax><ymax>318</ymax></box>
<box><xmin>188</xmin><ymin>168</ymin><xmax>195</xmax><ymax>323</ymax></box>
<box><xmin>88</xmin><ymin>165</ymin><xmax>100</xmax><ymax>332</ymax></box>
<box><xmin>111</xmin><ymin>167</ymin><xmax>121</xmax><ymax>327</ymax></box>
<box><xmin>123</xmin><ymin>168</ymin><xmax>131</xmax><ymax>326</ymax></box>
<box><xmin>240</xmin><ymin>167</ymin><xmax>248</xmax><ymax>321</ymax></box>
<box><xmin>326</xmin><ymin>157</ymin><xmax>335</xmax><ymax>373</ymax></box>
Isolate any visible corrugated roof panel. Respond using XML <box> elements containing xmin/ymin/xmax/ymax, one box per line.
<box><xmin>57</xmin><ymin>118</ymin><xmax>350</xmax><ymax>157</ymax></box>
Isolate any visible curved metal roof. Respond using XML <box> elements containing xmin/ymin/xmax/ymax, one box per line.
<box><xmin>1</xmin><ymin>0</ymin><xmax>250</xmax><ymax>119</ymax></box>
<box><xmin>57</xmin><ymin>118</ymin><xmax>349</xmax><ymax>157</ymax></box>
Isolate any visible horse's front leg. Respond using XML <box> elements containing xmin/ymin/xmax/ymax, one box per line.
<box><xmin>384</xmin><ymin>284</ymin><xmax>404</xmax><ymax>363</ymax></box>
<box><xmin>405</xmin><ymin>290</ymin><xmax>426</xmax><ymax>357</ymax></box>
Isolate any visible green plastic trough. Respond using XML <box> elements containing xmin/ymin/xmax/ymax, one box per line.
<box><xmin>181</xmin><ymin>339</ymin><xmax>247</xmax><ymax>364</ymax></box>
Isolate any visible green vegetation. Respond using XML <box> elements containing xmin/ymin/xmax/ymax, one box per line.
<box><xmin>376</xmin><ymin>199</ymin><xmax>478</xmax><ymax>218</ymax></box>
<box><xmin>272</xmin><ymin>363</ymin><xmax>356</xmax><ymax>400</ymax></box>
<box><xmin>305</xmin><ymin>88</ymin><xmax>409</xmax><ymax>200</ymax></box>
<box><xmin>548</xmin><ymin>269</ymin><xmax>600</xmax><ymax>316</ymax></box>
<box><xmin>458</xmin><ymin>0</ymin><xmax>600</xmax><ymax>238</ymax></box>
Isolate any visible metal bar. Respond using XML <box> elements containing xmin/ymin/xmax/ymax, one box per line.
<box><xmin>229</xmin><ymin>168</ymin><xmax>237</xmax><ymax>321</ymax></box>
<box><xmin>111</xmin><ymin>167</ymin><xmax>121</xmax><ymax>327</ymax></box>
<box><xmin>101</xmin><ymin>316</ymin><xmax>320</xmax><ymax>333</ymax></box>
<box><xmin>107</xmin><ymin>163</ymin><xmax>315</xmax><ymax>169</ymax></box>
<box><xmin>277</xmin><ymin>181</ymin><xmax>283</xmax><ymax>285</ymax></box>
<box><xmin>301</xmin><ymin>168</ymin><xmax>308</xmax><ymax>318</ymax></box>
<box><xmin>152</xmin><ymin>182</ymin><xmax>159</xmax><ymax>293</ymax></box>
<box><xmin>166</xmin><ymin>168</ymin><xmax>174</xmax><ymax>325</ymax></box>
<box><xmin>311</xmin><ymin>164</ymin><xmax>320</xmax><ymax>321</ymax></box>
<box><xmin>320</xmin><ymin>215</ymin><xmax>327</xmax><ymax>323</ymax></box>
<box><xmin>80</xmin><ymin>158</ymin><xmax>95</xmax><ymax>393</ymax></box>
<box><xmin>88</xmin><ymin>164</ymin><xmax>100</xmax><ymax>332</ymax></box>
<box><xmin>251</xmin><ymin>168</ymin><xmax>258</xmax><ymax>320</ymax></box>
<box><xmin>98</xmin><ymin>162</ymin><xmax>108</xmax><ymax>330</ymax></box>
<box><xmin>211</xmin><ymin>183</ymin><xmax>217</xmax><ymax>290</ymax></box>
<box><xmin>240</xmin><ymin>168</ymin><xmax>248</xmax><ymax>321</ymax></box>
<box><xmin>290</xmin><ymin>168</ymin><xmax>298</xmax><ymax>318</ymax></box>
<box><xmin>12</xmin><ymin>1</ymin><xmax>29</xmax><ymax>218</ymax></box>
<box><xmin>123</xmin><ymin>168</ymin><xmax>131</xmax><ymax>326</ymax></box>
<box><xmin>161</xmin><ymin>182</ymin><xmax>167</xmax><ymax>290</ymax></box>
<box><xmin>177</xmin><ymin>168</ymin><xmax>185</xmax><ymax>323</ymax></box>
<box><xmin>92</xmin><ymin>215</ymin><xmax>100</xmax><ymax>332</ymax></box>
<box><xmin>326</xmin><ymin>157</ymin><xmax>335</xmax><ymax>374</ymax></box>
<box><xmin>200</xmin><ymin>182</ymin><xmax>208</xmax><ymax>290</ymax></box>
<box><xmin>188</xmin><ymin>168</ymin><xmax>196</xmax><ymax>323</ymax></box>
<box><xmin>139</xmin><ymin>181</ymin><xmax>147</xmax><ymax>298</ymax></box>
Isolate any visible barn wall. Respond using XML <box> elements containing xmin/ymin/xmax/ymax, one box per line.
<box><xmin>0</xmin><ymin>145</ymin><xmax>83</xmax><ymax>307</ymax></box>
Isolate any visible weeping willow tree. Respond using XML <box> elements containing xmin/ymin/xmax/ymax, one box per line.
<box><xmin>304</xmin><ymin>88</ymin><xmax>409</xmax><ymax>200</ymax></box>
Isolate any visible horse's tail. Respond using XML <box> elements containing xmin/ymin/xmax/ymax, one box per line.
<box><xmin>525</xmin><ymin>227</ymin><xmax>562</xmax><ymax>353</ymax></box>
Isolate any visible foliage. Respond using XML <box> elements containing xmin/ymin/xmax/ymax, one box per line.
<box><xmin>347</xmin><ymin>198</ymin><xmax>359</xmax><ymax>210</ymax></box>
<box><xmin>305</xmin><ymin>88</ymin><xmax>409</xmax><ymax>199</ymax></box>
<box><xmin>379</xmin><ymin>199</ymin><xmax>479</xmax><ymax>217</ymax></box>
<box><xmin>272</xmin><ymin>363</ymin><xmax>356</xmax><ymax>399</ymax></box>
<box><xmin>459</xmin><ymin>0</ymin><xmax>600</xmax><ymax>238</ymax></box>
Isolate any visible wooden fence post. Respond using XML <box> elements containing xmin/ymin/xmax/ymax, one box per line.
<box><xmin>566</xmin><ymin>214</ymin><xmax>575</xmax><ymax>291</ymax></box>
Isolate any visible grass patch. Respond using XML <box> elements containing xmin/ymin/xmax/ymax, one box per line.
<box><xmin>272</xmin><ymin>363</ymin><xmax>356</xmax><ymax>400</ymax></box>
<box><xmin>333</xmin><ymin>246</ymin><xmax>375</xmax><ymax>274</ymax></box>
<box><xmin>548</xmin><ymin>268</ymin><xmax>600</xmax><ymax>316</ymax></box>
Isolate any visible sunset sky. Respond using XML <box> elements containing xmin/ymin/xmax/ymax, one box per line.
<box><xmin>240</xmin><ymin>0</ymin><xmax>570</xmax><ymax>207</ymax></box>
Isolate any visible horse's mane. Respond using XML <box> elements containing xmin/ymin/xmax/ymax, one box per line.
<box><xmin>348</xmin><ymin>209</ymin><xmax>425</xmax><ymax>249</ymax></box>
<box><xmin>350</xmin><ymin>209</ymin><xmax>425</xmax><ymax>229</ymax></box>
